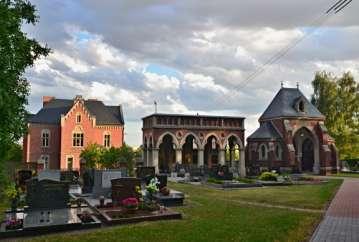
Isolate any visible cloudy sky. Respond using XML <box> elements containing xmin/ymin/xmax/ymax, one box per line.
<box><xmin>24</xmin><ymin>0</ymin><xmax>359</xmax><ymax>146</ymax></box>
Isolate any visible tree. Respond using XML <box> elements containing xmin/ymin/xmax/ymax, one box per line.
<box><xmin>80</xmin><ymin>143</ymin><xmax>103</xmax><ymax>169</ymax></box>
<box><xmin>102</xmin><ymin>147</ymin><xmax>121</xmax><ymax>168</ymax></box>
<box><xmin>311</xmin><ymin>71</ymin><xmax>359</xmax><ymax>159</ymax></box>
<box><xmin>0</xmin><ymin>0</ymin><xmax>50</xmax><ymax>163</ymax></box>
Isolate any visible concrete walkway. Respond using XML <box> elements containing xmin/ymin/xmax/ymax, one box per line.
<box><xmin>311</xmin><ymin>178</ymin><xmax>359</xmax><ymax>242</ymax></box>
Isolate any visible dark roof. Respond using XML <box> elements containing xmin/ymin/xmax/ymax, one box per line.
<box><xmin>247</xmin><ymin>122</ymin><xmax>281</xmax><ymax>140</ymax></box>
<box><xmin>259</xmin><ymin>88</ymin><xmax>324</xmax><ymax>120</ymax></box>
<box><xmin>142</xmin><ymin>113</ymin><xmax>245</xmax><ymax>120</ymax></box>
<box><xmin>29</xmin><ymin>98</ymin><xmax>124</xmax><ymax>125</ymax></box>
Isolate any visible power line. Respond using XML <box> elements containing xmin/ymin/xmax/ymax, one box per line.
<box><xmin>233</xmin><ymin>0</ymin><xmax>353</xmax><ymax>90</ymax></box>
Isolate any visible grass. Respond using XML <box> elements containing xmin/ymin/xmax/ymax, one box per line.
<box><xmin>330</xmin><ymin>172</ymin><xmax>359</xmax><ymax>178</ymax></box>
<box><xmin>12</xmin><ymin>179</ymin><xmax>342</xmax><ymax>242</ymax></box>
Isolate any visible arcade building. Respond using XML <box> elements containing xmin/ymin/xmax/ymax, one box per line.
<box><xmin>142</xmin><ymin>114</ymin><xmax>246</xmax><ymax>177</ymax></box>
<box><xmin>246</xmin><ymin>87</ymin><xmax>338</xmax><ymax>175</ymax></box>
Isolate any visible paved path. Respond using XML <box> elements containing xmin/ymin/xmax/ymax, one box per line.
<box><xmin>311</xmin><ymin>178</ymin><xmax>359</xmax><ymax>242</ymax></box>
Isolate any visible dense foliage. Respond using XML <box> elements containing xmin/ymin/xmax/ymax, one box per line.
<box><xmin>311</xmin><ymin>71</ymin><xmax>359</xmax><ymax>159</ymax></box>
<box><xmin>80</xmin><ymin>143</ymin><xmax>141</xmax><ymax>175</ymax></box>
<box><xmin>0</xmin><ymin>0</ymin><xmax>49</xmax><ymax>170</ymax></box>
<box><xmin>259</xmin><ymin>171</ymin><xmax>278</xmax><ymax>181</ymax></box>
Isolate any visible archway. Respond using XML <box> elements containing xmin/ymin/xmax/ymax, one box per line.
<box><xmin>158</xmin><ymin>134</ymin><xmax>176</xmax><ymax>173</ymax></box>
<box><xmin>204</xmin><ymin>135</ymin><xmax>219</xmax><ymax>168</ymax></box>
<box><xmin>225</xmin><ymin>136</ymin><xmax>241</xmax><ymax>167</ymax></box>
<box><xmin>181</xmin><ymin>135</ymin><xmax>198</xmax><ymax>167</ymax></box>
<box><xmin>293</xmin><ymin>127</ymin><xmax>319</xmax><ymax>173</ymax></box>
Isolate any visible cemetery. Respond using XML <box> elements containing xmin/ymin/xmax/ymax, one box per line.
<box><xmin>0</xmin><ymin>167</ymin><xmax>183</xmax><ymax>239</ymax></box>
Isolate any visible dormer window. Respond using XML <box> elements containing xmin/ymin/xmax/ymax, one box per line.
<box><xmin>294</xmin><ymin>97</ymin><xmax>306</xmax><ymax>113</ymax></box>
<box><xmin>76</xmin><ymin>113</ymin><xmax>81</xmax><ymax>123</ymax></box>
<box><xmin>299</xmin><ymin>101</ymin><xmax>305</xmax><ymax>112</ymax></box>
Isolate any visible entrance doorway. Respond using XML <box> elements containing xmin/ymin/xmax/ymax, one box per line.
<box><xmin>301</xmin><ymin>138</ymin><xmax>314</xmax><ymax>172</ymax></box>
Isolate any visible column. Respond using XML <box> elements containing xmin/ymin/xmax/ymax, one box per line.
<box><xmin>175</xmin><ymin>148</ymin><xmax>182</xmax><ymax>164</ymax></box>
<box><xmin>152</xmin><ymin>148</ymin><xmax>159</xmax><ymax>174</ymax></box>
<box><xmin>143</xmin><ymin>148</ymin><xmax>147</xmax><ymax>166</ymax></box>
<box><xmin>197</xmin><ymin>149</ymin><xmax>204</xmax><ymax>167</ymax></box>
<box><xmin>219</xmin><ymin>149</ymin><xmax>225</xmax><ymax>165</ymax></box>
<box><xmin>239</xmin><ymin>148</ymin><xmax>246</xmax><ymax>177</ymax></box>
<box><xmin>147</xmin><ymin>149</ymin><xmax>151</xmax><ymax>166</ymax></box>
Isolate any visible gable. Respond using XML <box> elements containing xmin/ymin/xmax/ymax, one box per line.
<box><xmin>259</xmin><ymin>88</ymin><xmax>325</xmax><ymax>120</ymax></box>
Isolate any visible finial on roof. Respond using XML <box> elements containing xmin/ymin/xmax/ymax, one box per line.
<box><xmin>154</xmin><ymin>100</ymin><xmax>157</xmax><ymax>113</ymax></box>
<box><xmin>296</xmin><ymin>82</ymin><xmax>299</xmax><ymax>89</ymax></box>
<box><xmin>280</xmin><ymin>81</ymin><xmax>284</xmax><ymax>88</ymax></box>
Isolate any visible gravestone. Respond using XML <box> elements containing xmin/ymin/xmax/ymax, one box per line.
<box><xmin>82</xmin><ymin>169</ymin><xmax>94</xmax><ymax>193</ymax></box>
<box><xmin>17</xmin><ymin>170</ymin><xmax>32</xmax><ymax>187</ymax></box>
<box><xmin>60</xmin><ymin>170</ymin><xmax>79</xmax><ymax>184</ymax></box>
<box><xmin>38</xmin><ymin>170</ymin><xmax>61</xmax><ymax>181</ymax></box>
<box><xmin>111</xmin><ymin>177</ymin><xmax>141</xmax><ymax>206</ymax></box>
<box><xmin>156</xmin><ymin>174</ymin><xmax>167</xmax><ymax>189</ymax></box>
<box><xmin>92</xmin><ymin>169</ymin><xmax>127</xmax><ymax>197</ymax></box>
<box><xmin>136</xmin><ymin>166</ymin><xmax>155</xmax><ymax>180</ymax></box>
<box><xmin>26</xmin><ymin>179</ymin><xmax>70</xmax><ymax>210</ymax></box>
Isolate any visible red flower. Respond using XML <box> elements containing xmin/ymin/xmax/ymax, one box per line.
<box><xmin>122</xmin><ymin>197</ymin><xmax>139</xmax><ymax>208</ymax></box>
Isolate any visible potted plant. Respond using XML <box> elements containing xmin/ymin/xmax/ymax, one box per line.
<box><xmin>122</xmin><ymin>197</ymin><xmax>139</xmax><ymax>213</ymax></box>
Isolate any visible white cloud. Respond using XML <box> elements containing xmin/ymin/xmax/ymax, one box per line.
<box><xmin>144</xmin><ymin>72</ymin><xmax>180</xmax><ymax>91</ymax></box>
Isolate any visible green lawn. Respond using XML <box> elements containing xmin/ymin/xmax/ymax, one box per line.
<box><xmin>330</xmin><ymin>172</ymin><xmax>359</xmax><ymax>178</ymax></box>
<box><xmin>15</xmin><ymin>179</ymin><xmax>342</xmax><ymax>242</ymax></box>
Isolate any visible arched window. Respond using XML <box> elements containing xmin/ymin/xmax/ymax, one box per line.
<box><xmin>275</xmin><ymin>144</ymin><xmax>283</xmax><ymax>160</ymax></box>
<box><xmin>104</xmin><ymin>132</ymin><xmax>111</xmax><ymax>147</ymax></box>
<box><xmin>258</xmin><ymin>144</ymin><xmax>268</xmax><ymax>160</ymax></box>
<box><xmin>41</xmin><ymin>129</ymin><xmax>50</xmax><ymax>147</ymax></box>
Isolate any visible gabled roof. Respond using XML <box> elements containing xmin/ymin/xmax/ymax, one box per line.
<box><xmin>247</xmin><ymin>122</ymin><xmax>281</xmax><ymax>140</ymax></box>
<box><xmin>29</xmin><ymin>98</ymin><xmax>124</xmax><ymax>125</ymax></box>
<box><xmin>259</xmin><ymin>88</ymin><xmax>324</xmax><ymax>120</ymax></box>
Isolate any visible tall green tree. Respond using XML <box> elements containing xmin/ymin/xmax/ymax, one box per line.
<box><xmin>0</xmin><ymin>0</ymin><xmax>50</xmax><ymax>162</ymax></box>
<box><xmin>311</xmin><ymin>71</ymin><xmax>359</xmax><ymax>159</ymax></box>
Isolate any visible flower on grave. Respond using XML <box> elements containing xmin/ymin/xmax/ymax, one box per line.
<box><xmin>135</xmin><ymin>186</ymin><xmax>142</xmax><ymax>197</ymax></box>
<box><xmin>122</xmin><ymin>197</ymin><xmax>139</xmax><ymax>209</ymax></box>
<box><xmin>146</xmin><ymin>177</ymin><xmax>159</xmax><ymax>194</ymax></box>
<box><xmin>5</xmin><ymin>217</ymin><xmax>23</xmax><ymax>230</ymax></box>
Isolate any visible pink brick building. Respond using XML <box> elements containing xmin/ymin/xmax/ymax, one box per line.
<box><xmin>23</xmin><ymin>95</ymin><xmax>124</xmax><ymax>171</ymax></box>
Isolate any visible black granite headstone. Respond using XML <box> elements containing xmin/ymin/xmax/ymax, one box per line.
<box><xmin>26</xmin><ymin>179</ymin><xmax>70</xmax><ymax>210</ymax></box>
<box><xmin>111</xmin><ymin>178</ymin><xmax>141</xmax><ymax>206</ymax></box>
<box><xmin>60</xmin><ymin>171</ymin><xmax>79</xmax><ymax>184</ymax></box>
<box><xmin>136</xmin><ymin>167</ymin><xmax>155</xmax><ymax>180</ymax></box>
<box><xmin>156</xmin><ymin>174</ymin><xmax>167</xmax><ymax>189</ymax></box>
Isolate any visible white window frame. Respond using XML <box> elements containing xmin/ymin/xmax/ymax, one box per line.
<box><xmin>41</xmin><ymin>129</ymin><xmax>50</xmax><ymax>148</ymax></box>
<box><xmin>39</xmin><ymin>155</ymin><xmax>50</xmax><ymax>169</ymax></box>
<box><xmin>76</xmin><ymin>113</ymin><xmax>82</xmax><ymax>123</ymax></box>
<box><xmin>104</xmin><ymin>132</ymin><xmax>111</xmax><ymax>147</ymax></box>
<box><xmin>66</xmin><ymin>155</ymin><xmax>74</xmax><ymax>170</ymax></box>
<box><xmin>72</xmin><ymin>132</ymin><xmax>84</xmax><ymax>147</ymax></box>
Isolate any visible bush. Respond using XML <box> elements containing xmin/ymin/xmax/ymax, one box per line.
<box><xmin>259</xmin><ymin>172</ymin><xmax>278</xmax><ymax>181</ymax></box>
<box><xmin>207</xmin><ymin>177</ymin><xmax>224</xmax><ymax>184</ymax></box>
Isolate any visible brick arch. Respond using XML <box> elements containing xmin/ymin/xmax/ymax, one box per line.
<box><xmin>224</xmin><ymin>133</ymin><xmax>244</xmax><ymax>149</ymax></box>
<box><xmin>179</xmin><ymin>132</ymin><xmax>201</xmax><ymax>149</ymax></box>
<box><xmin>202</xmin><ymin>132</ymin><xmax>221</xmax><ymax>148</ymax></box>
<box><xmin>293</xmin><ymin>126</ymin><xmax>320</xmax><ymax>174</ymax></box>
<box><xmin>156</xmin><ymin>132</ymin><xmax>179</xmax><ymax>149</ymax></box>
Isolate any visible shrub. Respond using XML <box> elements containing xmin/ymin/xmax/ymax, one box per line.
<box><xmin>207</xmin><ymin>177</ymin><xmax>224</xmax><ymax>184</ymax></box>
<box><xmin>259</xmin><ymin>171</ymin><xmax>278</xmax><ymax>181</ymax></box>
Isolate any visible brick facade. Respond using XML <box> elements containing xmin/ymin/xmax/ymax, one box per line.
<box><xmin>23</xmin><ymin>96</ymin><xmax>124</xmax><ymax>171</ymax></box>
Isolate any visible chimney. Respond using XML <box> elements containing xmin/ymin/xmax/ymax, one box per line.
<box><xmin>43</xmin><ymin>96</ymin><xmax>55</xmax><ymax>106</ymax></box>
